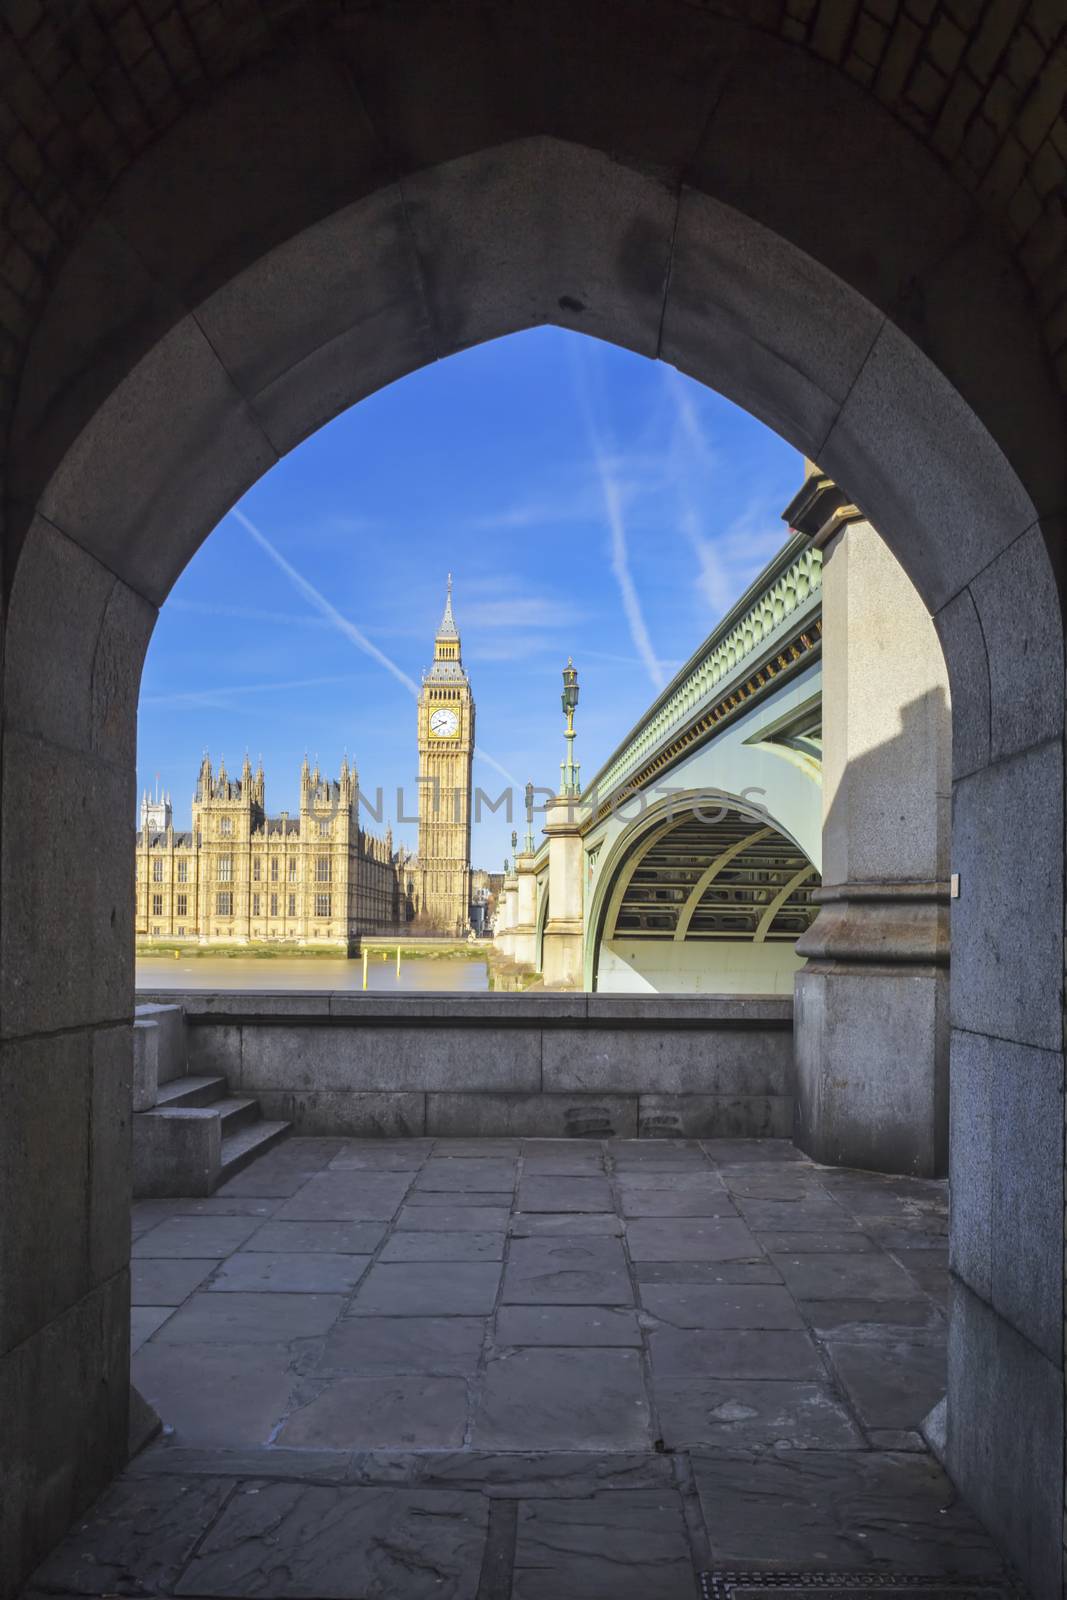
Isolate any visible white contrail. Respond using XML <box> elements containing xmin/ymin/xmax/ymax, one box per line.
<box><xmin>570</xmin><ymin>346</ymin><xmax>665</xmax><ymax>691</ymax></box>
<box><xmin>664</xmin><ymin>367</ymin><xmax>734</xmax><ymax>618</ymax></box>
<box><xmin>231</xmin><ymin>506</ymin><xmax>520</xmax><ymax>786</ymax></box>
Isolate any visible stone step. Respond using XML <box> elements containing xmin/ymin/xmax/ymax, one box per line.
<box><xmin>213</xmin><ymin>1096</ymin><xmax>261</xmax><ymax>1135</ymax></box>
<box><xmin>155</xmin><ymin>1074</ymin><xmax>227</xmax><ymax>1109</ymax></box>
<box><xmin>220</xmin><ymin>1120</ymin><xmax>291</xmax><ymax>1183</ymax></box>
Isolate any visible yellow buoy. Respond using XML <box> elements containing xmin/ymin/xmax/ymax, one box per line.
<box><xmin>362</xmin><ymin>948</ymin><xmax>369</xmax><ymax>991</ymax></box>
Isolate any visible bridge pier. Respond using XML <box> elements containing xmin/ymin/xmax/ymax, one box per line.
<box><xmin>542</xmin><ymin>795</ymin><xmax>585</xmax><ymax>989</ymax></box>
<box><xmin>509</xmin><ymin>853</ymin><xmax>539</xmax><ymax>970</ymax></box>
<box><xmin>792</xmin><ymin>480</ymin><xmax>951</xmax><ymax>1177</ymax></box>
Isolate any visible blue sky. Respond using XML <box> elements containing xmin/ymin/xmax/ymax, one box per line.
<box><xmin>138</xmin><ymin>328</ymin><xmax>803</xmax><ymax>868</ymax></box>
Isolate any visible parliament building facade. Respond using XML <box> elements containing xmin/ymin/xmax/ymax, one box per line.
<box><xmin>135</xmin><ymin>581</ymin><xmax>476</xmax><ymax>947</ymax></box>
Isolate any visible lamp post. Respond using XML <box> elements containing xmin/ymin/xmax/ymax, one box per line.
<box><xmin>523</xmin><ymin>781</ymin><xmax>536</xmax><ymax>854</ymax></box>
<box><xmin>559</xmin><ymin>658</ymin><xmax>580</xmax><ymax>797</ymax></box>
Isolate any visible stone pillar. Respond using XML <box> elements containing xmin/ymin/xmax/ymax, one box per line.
<box><xmin>792</xmin><ymin>476</ymin><xmax>951</xmax><ymax>1177</ymax></box>
<box><xmin>493</xmin><ymin>873</ymin><xmax>516</xmax><ymax>958</ymax></box>
<box><xmin>541</xmin><ymin>797</ymin><xmax>584</xmax><ymax>989</ymax></box>
<box><xmin>510</xmin><ymin>854</ymin><xmax>539</xmax><ymax>969</ymax></box>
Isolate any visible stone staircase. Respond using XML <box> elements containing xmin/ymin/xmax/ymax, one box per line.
<box><xmin>133</xmin><ymin>1004</ymin><xmax>289</xmax><ymax>1197</ymax></box>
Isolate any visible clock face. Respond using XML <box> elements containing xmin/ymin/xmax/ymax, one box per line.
<box><xmin>429</xmin><ymin>707</ymin><xmax>460</xmax><ymax>739</ymax></box>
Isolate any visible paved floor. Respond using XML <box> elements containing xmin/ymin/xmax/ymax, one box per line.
<box><xmin>28</xmin><ymin>1138</ymin><xmax>1006</xmax><ymax>1599</ymax></box>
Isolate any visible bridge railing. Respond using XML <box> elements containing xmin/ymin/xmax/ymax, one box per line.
<box><xmin>580</xmin><ymin>532</ymin><xmax>821</xmax><ymax>811</ymax></box>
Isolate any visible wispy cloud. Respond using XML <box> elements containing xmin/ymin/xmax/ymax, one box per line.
<box><xmin>141</xmin><ymin>675</ymin><xmax>352</xmax><ymax>710</ymax></box>
<box><xmin>232</xmin><ymin>507</ymin><xmax>519</xmax><ymax>786</ymax></box>
<box><xmin>570</xmin><ymin>345</ymin><xmax>666</xmax><ymax>692</ymax></box>
<box><xmin>168</xmin><ymin>598</ymin><xmax>331</xmax><ymax>629</ymax></box>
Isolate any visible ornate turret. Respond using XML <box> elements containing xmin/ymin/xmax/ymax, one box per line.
<box><xmin>425</xmin><ymin>574</ymin><xmax>467</xmax><ymax>683</ymax></box>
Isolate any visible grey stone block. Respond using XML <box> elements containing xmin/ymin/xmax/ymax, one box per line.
<box><xmin>770</xmin><ymin>1252</ymin><xmax>921</xmax><ymax>1302</ymax></box>
<box><xmin>951</xmin><ymin>742</ymin><xmax>1063</xmax><ymax>1051</ymax></box>
<box><xmin>155</xmin><ymin>1290</ymin><xmax>343</xmax><ymax>1345</ymax></box>
<box><xmin>0</xmin><ymin>1032</ymin><xmax>91</xmax><ymax>1352</ymax></box>
<box><xmin>132</xmin><ymin>1258</ymin><xmax>216</xmax><ymax>1307</ymax></box>
<box><xmin>133</xmin><ymin>1109</ymin><xmax>221</xmax><ymax>1200</ymax></box>
<box><xmin>972</xmin><ymin>526</ymin><xmax>1064</xmax><ymax>763</ymax></box>
<box><xmin>136</xmin><ymin>1004</ymin><xmax>187</xmax><ymax>1085</ymax></box>
<box><xmin>0</xmin><ymin>1274</ymin><xmax>129</xmax><ymax>1598</ymax></box>
<box><xmin>989</xmin><ymin>1038</ymin><xmax>1064</xmax><ymax>1363</ymax></box>
<box><xmin>947</xmin><ymin>1277</ymin><xmax>1064</xmax><ymax>1600</ymax></box>
<box><xmin>239</xmin><ymin>1023</ymin><xmax>541</xmax><ymax>1093</ymax></box>
<box><xmin>640</xmin><ymin>1283</ymin><xmax>804</xmax><ymax>1330</ymax></box>
<box><xmin>252</xmin><ymin>1089</ymin><xmax>427</xmax><ymax>1137</ymax></box>
<box><xmin>542</xmin><ymin>1025</ymin><xmax>792</xmax><ymax>1095</ymax></box>
<box><xmin>638</xmin><ymin>1093</ymin><xmax>793</xmax><ymax>1139</ymax></box>
<box><xmin>246</xmin><ymin>1220</ymin><xmax>387</xmax><ymax>1255</ymax></box>
<box><xmin>209</xmin><ymin>1252</ymin><xmax>370</xmax><ymax>1295</ymax></box>
<box><xmin>132</xmin><ymin>1021</ymin><xmax>160</xmax><ymax>1111</ymax></box>
<box><xmin>2</xmin><ymin>735</ymin><xmax>133</xmax><ymax>1037</ymax></box>
<box><xmin>827</xmin><ymin>1338</ymin><xmax>947</xmax><ymax>1430</ymax></box>
<box><xmin>90</xmin><ymin>1025</ymin><xmax>133</xmax><ymax>1287</ymax></box>
<box><xmin>517</xmin><ymin>1175</ymin><xmax>612</xmax><ymax>1212</ymax></box>
<box><xmin>132</xmin><ymin>1215</ymin><xmax>263</xmax><ymax>1259</ymax></box>
<box><xmin>648</xmin><ymin>1327</ymin><xmax>823</xmax><ymax>1379</ymax></box>
<box><xmin>664</xmin><ymin>185</ymin><xmax>879</xmax><ymax>459</ymax></box>
<box><xmin>625</xmin><ymin>1217</ymin><xmax>759</xmax><ymax>1262</ymax></box>
<box><xmin>272</xmin><ymin>1170</ymin><xmax>414</xmax><ymax>1222</ymax></box>
<box><xmin>495</xmin><ymin>1305</ymin><xmax>641</xmax><ymax>1347</ymax></box>
<box><xmin>426</xmin><ymin>1092</ymin><xmax>638</xmax><ymax>1139</ymax></box>
<box><xmin>350</xmin><ymin>1262</ymin><xmax>501</xmax><ymax>1317</ymax></box>
<box><xmin>821</xmin><ymin>316</ymin><xmax>1036</xmax><ymax>612</ymax></box>
<box><xmin>40</xmin><ymin>316</ymin><xmax>276</xmax><ymax>606</ymax></box>
<box><xmin>948</xmin><ymin>1029</ymin><xmax>994</xmax><ymax>1300</ymax></box>
<box><xmin>502</xmin><ymin>1238</ymin><xmax>632</xmax><ymax>1307</ymax></box>
<box><xmin>934</xmin><ymin>587</ymin><xmax>990</xmax><ymax>780</ymax></box>
<box><xmin>402</xmin><ymin>137</ymin><xmax>675</xmax><ymax>360</ymax></box>
<box><xmin>321</xmin><ymin>1316</ymin><xmax>487</xmax><ymax>1377</ymax></box>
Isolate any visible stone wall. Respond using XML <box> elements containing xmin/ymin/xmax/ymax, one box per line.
<box><xmin>137</xmin><ymin>992</ymin><xmax>794</xmax><ymax>1141</ymax></box>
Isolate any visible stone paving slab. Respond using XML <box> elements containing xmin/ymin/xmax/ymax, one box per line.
<box><xmin>471</xmin><ymin>1348</ymin><xmax>651</xmax><ymax>1450</ymax></box>
<box><xmin>626</xmin><ymin>1216</ymin><xmax>760</xmax><ymax>1261</ymax></box>
<box><xmin>496</xmin><ymin>1305</ymin><xmax>643</xmax><ymax>1346</ymax></box>
<box><xmin>131</xmin><ymin>1215</ymin><xmax>264</xmax><ymax>1257</ymax></box>
<box><xmin>279</xmin><ymin>1374</ymin><xmax>470</xmax><ymax>1449</ymax></box>
<box><xmin>28</xmin><ymin>1473</ymin><xmax>235</xmax><ymax>1594</ymax></box>
<box><xmin>131</xmin><ymin>1304</ymin><xmax>174</xmax><ymax>1351</ymax></box>
<box><xmin>209</xmin><ymin>1251</ymin><xmax>371</xmax><ymax>1294</ymax></box>
<box><xmin>655</xmin><ymin>1377</ymin><xmax>866</xmax><ymax>1450</ymax></box>
<box><xmin>96</xmin><ymin>1136</ymin><xmax>986</xmax><ymax>1600</ymax></box>
<box><xmin>350</xmin><ymin>1261</ymin><xmax>502</xmax><ymax>1315</ymax></box>
<box><xmin>173</xmin><ymin>1481</ymin><xmax>490</xmax><ymax>1598</ymax></box>
<box><xmin>640</xmin><ymin>1282</ymin><xmax>805</xmax><ymax>1329</ymax></box>
<box><xmin>691</xmin><ymin>1449</ymin><xmax>1004</xmax><ymax>1572</ymax></box>
<box><xmin>133</xmin><ymin>1341</ymin><xmax>299</xmax><ymax>1445</ymax></box>
<box><xmin>132</xmin><ymin>1257</ymin><xmax>216</xmax><ymax>1304</ymax></box>
<box><xmin>320</xmin><ymin>1315</ymin><xmax>488</xmax><ymax>1375</ymax></box>
<box><xmin>502</xmin><ymin>1237</ymin><xmax>633</xmax><ymax>1305</ymax></box>
<box><xmin>155</xmin><ymin>1289</ymin><xmax>344</xmax><ymax>1342</ymax></box>
<box><xmin>512</xmin><ymin>1490</ymin><xmax>694</xmax><ymax>1599</ymax></box>
<box><xmin>244</xmin><ymin>1218</ymin><xmax>388</xmax><ymax>1254</ymax></box>
<box><xmin>379</xmin><ymin>1229</ymin><xmax>505</xmax><ymax>1262</ymax></box>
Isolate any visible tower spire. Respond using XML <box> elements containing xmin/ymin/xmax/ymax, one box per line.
<box><xmin>437</xmin><ymin>572</ymin><xmax>458</xmax><ymax>640</ymax></box>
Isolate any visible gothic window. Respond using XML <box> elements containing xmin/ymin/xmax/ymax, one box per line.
<box><xmin>288</xmin><ymin>857</ymin><xmax>298</xmax><ymax>882</ymax></box>
<box><xmin>177</xmin><ymin>859</ymin><xmax>188</xmax><ymax>883</ymax></box>
<box><xmin>152</xmin><ymin>857</ymin><xmax>163</xmax><ymax>882</ymax></box>
<box><xmin>318</xmin><ymin>819</ymin><xmax>330</xmax><ymax>838</ymax></box>
<box><xmin>270</xmin><ymin>857</ymin><xmax>279</xmax><ymax>882</ymax></box>
<box><xmin>315</xmin><ymin>856</ymin><xmax>330</xmax><ymax>883</ymax></box>
<box><xmin>270</xmin><ymin>893</ymin><xmax>278</xmax><ymax>917</ymax></box>
<box><xmin>152</xmin><ymin>894</ymin><xmax>163</xmax><ymax>916</ymax></box>
<box><xmin>217</xmin><ymin>856</ymin><xmax>232</xmax><ymax>882</ymax></box>
<box><xmin>314</xmin><ymin>894</ymin><xmax>331</xmax><ymax>918</ymax></box>
<box><xmin>220</xmin><ymin>818</ymin><xmax>233</xmax><ymax>837</ymax></box>
<box><xmin>252</xmin><ymin>858</ymin><xmax>261</xmax><ymax>881</ymax></box>
<box><xmin>176</xmin><ymin>894</ymin><xmax>187</xmax><ymax>917</ymax></box>
<box><xmin>288</xmin><ymin>893</ymin><xmax>296</xmax><ymax>917</ymax></box>
<box><xmin>216</xmin><ymin>892</ymin><xmax>233</xmax><ymax>916</ymax></box>
<box><xmin>252</xmin><ymin>893</ymin><xmax>260</xmax><ymax>917</ymax></box>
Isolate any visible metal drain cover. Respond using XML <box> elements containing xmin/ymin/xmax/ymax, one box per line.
<box><xmin>700</xmin><ymin>1575</ymin><xmax>1023</xmax><ymax>1600</ymax></box>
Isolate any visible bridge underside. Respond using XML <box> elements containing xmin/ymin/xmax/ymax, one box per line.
<box><xmin>595</xmin><ymin>809</ymin><xmax>820</xmax><ymax>994</ymax></box>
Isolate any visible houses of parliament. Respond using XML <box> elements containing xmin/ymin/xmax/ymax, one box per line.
<box><xmin>135</xmin><ymin>581</ymin><xmax>476</xmax><ymax>947</ymax></box>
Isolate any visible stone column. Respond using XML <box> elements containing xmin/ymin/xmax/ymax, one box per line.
<box><xmin>510</xmin><ymin>854</ymin><xmax>539</xmax><ymax>969</ymax></box>
<box><xmin>541</xmin><ymin>796</ymin><xmax>585</xmax><ymax>989</ymax></box>
<box><xmin>494</xmin><ymin>873</ymin><xmax>516</xmax><ymax>958</ymax></box>
<box><xmin>792</xmin><ymin>475</ymin><xmax>951</xmax><ymax>1177</ymax></box>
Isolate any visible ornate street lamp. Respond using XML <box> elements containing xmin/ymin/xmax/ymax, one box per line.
<box><xmin>523</xmin><ymin>781</ymin><xmax>536</xmax><ymax>853</ymax></box>
<box><xmin>559</xmin><ymin>658</ymin><xmax>580</xmax><ymax>796</ymax></box>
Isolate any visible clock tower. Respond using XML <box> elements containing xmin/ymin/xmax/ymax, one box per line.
<box><xmin>415</xmin><ymin>575</ymin><xmax>474</xmax><ymax>933</ymax></box>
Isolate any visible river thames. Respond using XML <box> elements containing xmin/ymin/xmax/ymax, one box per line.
<box><xmin>135</xmin><ymin>953</ymin><xmax>491</xmax><ymax>992</ymax></box>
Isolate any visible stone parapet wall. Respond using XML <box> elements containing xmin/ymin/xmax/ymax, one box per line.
<box><xmin>136</xmin><ymin>992</ymin><xmax>794</xmax><ymax>1141</ymax></box>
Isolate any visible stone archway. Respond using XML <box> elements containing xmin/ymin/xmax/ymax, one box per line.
<box><xmin>2</xmin><ymin>12</ymin><xmax>1065</xmax><ymax>1600</ymax></box>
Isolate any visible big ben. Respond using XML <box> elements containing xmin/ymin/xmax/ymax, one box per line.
<box><xmin>415</xmin><ymin>575</ymin><xmax>474</xmax><ymax>933</ymax></box>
